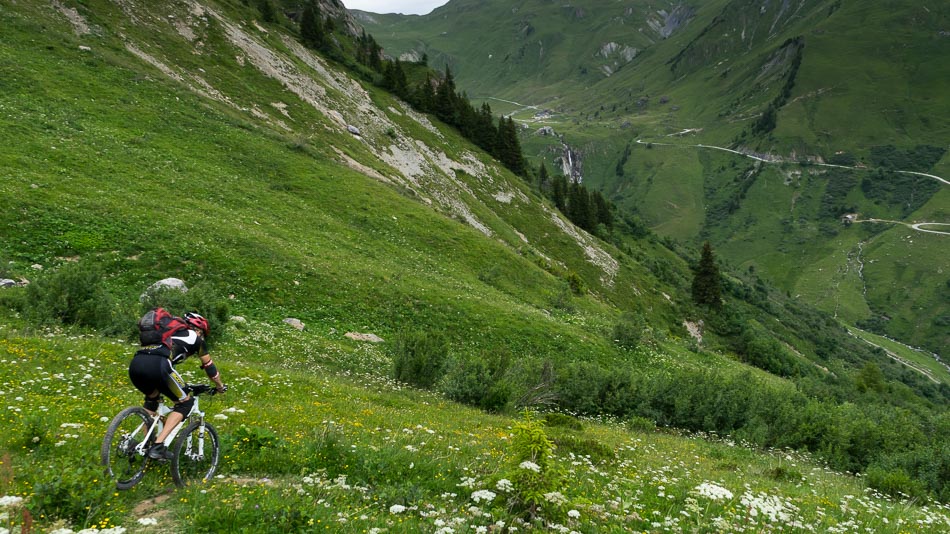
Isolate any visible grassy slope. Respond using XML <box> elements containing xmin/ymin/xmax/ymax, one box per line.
<box><xmin>0</xmin><ymin>0</ymin><xmax>948</xmax><ymax>531</ymax></box>
<box><xmin>5</xmin><ymin>319</ymin><xmax>950</xmax><ymax>533</ymax></box>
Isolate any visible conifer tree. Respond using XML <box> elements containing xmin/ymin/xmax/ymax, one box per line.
<box><xmin>591</xmin><ymin>190</ymin><xmax>612</xmax><ymax>229</ymax></box>
<box><xmin>434</xmin><ymin>66</ymin><xmax>458</xmax><ymax>124</ymax></box>
<box><xmin>300</xmin><ymin>2</ymin><xmax>325</xmax><ymax>50</ymax></box>
<box><xmin>538</xmin><ymin>161</ymin><xmax>550</xmax><ymax>194</ymax></box>
<box><xmin>551</xmin><ymin>175</ymin><xmax>568</xmax><ymax>212</ymax></box>
<box><xmin>692</xmin><ymin>242</ymin><xmax>723</xmax><ymax>309</ymax></box>
<box><xmin>494</xmin><ymin>117</ymin><xmax>526</xmax><ymax>177</ymax></box>
<box><xmin>258</xmin><ymin>0</ymin><xmax>276</xmax><ymax>22</ymax></box>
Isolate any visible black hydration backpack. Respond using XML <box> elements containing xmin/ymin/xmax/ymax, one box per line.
<box><xmin>138</xmin><ymin>307</ymin><xmax>189</xmax><ymax>348</ymax></box>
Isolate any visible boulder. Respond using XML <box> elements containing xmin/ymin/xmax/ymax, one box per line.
<box><xmin>140</xmin><ymin>277</ymin><xmax>188</xmax><ymax>302</ymax></box>
<box><xmin>284</xmin><ymin>318</ymin><xmax>305</xmax><ymax>331</ymax></box>
<box><xmin>345</xmin><ymin>332</ymin><xmax>384</xmax><ymax>343</ymax></box>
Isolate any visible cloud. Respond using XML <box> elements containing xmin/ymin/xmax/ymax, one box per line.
<box><xmin>343</xmin><ymin>1</ymin><xmax>448</xmax><ymax>15</ymax></box>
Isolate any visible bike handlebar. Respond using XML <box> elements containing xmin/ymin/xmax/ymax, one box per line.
<box><xmin>187</xmin><ymin>384</ymin><xmax>226</xmax><ymax>396</ymax></box>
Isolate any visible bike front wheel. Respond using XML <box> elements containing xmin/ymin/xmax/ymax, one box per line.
<box><xmin>101</xmin><ymin>407</ymin><xmax>153</xmax><ymax>489</ymax></box>
<box><xmin>171</xmin><ymin>421</ymin><xmax>220</xmax><ymax>487</ymax></box>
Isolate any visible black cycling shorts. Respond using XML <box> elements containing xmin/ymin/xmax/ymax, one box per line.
<box><xmin>128</xmin><ymin>347</ymin><xmax>188</xmax><ymax>403</ymax></box>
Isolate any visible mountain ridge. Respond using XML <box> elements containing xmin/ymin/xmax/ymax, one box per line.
<box><xmin>355</xmin><ymin>0</ymin><xmax>950</xmax><ymax>355</ymax></box>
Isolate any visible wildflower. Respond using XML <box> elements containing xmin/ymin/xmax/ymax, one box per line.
<box><xmin>496</xmin><ymin>479</ymin><xmax>513</xmax><ymax>492</ymax></box>
<box><xmin>389</xmin><ymin>504</ymin><xmax>407</xmax><ymax>514</ymax></box>
<box><xmin>137</xmin><ymin>518</ymin><xmax>158</xmax><ymax>526</ymax></box>
<box><xmin>519</xmin><ymin>461</ymin><xmax>541</xmax><ymax>472</ymax></box>
<box><xmin>567</xmin><ymin>509</ymin><xmax>580</xmax><ymax>519</ymax></box>
<box><xmin>0</xmin><ymin>496</ymin><xmax>23</xmax><ymax>507</ymax></box>
<box><xmin>694</xmin><ymin>482</ymin><xmax>734</xmax><ymax>501</ymax></box>
<box><xmin>544</xmin><ymin>491</ymin><xmax>568</xmax><ymax>505</ymax></box>
<box><xmin>471</xmin><ymin>490</ymin><xmax>496</xmax><ymax>503</ymax></box>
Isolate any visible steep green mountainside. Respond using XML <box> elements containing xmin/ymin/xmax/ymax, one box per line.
<box><xmin>1</xmin><ymin>0</ymin><xmax>949</xmax><ymax>530</ymax></box>
<box><xmin>356</xmin><ymin>0</ymin><xmax>950</xmax><ymax>354</ymax></box>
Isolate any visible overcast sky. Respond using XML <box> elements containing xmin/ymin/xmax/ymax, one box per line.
<box><xmin>342</xmin><ymin>1</ymin><xmax>449</xmax><ymax>15</ymax></box>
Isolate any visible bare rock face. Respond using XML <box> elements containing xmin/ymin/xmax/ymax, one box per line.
<box><xmin>648</xmin><ymin>4</ymin><xmax>695</xmax><ymax>39</ymax></box>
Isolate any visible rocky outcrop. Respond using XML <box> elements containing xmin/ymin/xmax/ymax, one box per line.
<box><xmin>647</xmin><ymin>3</ymin><xmax>695</xmax><ymax>39</ymax></box>
<box><xmin>560</xmin><ymin>143</ymin><xmax>583</xmax><ymax>183</ymax></box>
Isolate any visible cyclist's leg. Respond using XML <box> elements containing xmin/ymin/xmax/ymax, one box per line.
<box><xmin>152</xmin><ymin>360</ymin><xmax>192</xmax><ymax>447</ymax></box>
<box><xmin>129</xmin><ymin>349</ymin><xmax>168</xmax><ymax>416</ymax></box>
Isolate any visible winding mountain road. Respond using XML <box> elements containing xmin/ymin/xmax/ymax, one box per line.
<box><xmin>636</xmin><ymin>139</ymin><xmax>949</xmax><ymax>236</ymax></box>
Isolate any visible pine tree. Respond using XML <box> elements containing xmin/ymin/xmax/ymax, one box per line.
<box><xmin>300</xmin><ymin>2</ymin><xmax>325</xmax><ymax>50</ymax></box>
<box><xmin>538</xmin><ymin>161</ymin><xmax>550</xmax><ymax>193</ymax></box>
<box><xmin>434</xmin><ymin>66</ymin><xmax>458</xmax><ymax>124</ymax></box>
<box><xmin>494</xmin><ymin>116</ymin><xmax>526</xmax><ymax>177</ymax></box>
<box><xmin>692</xmin><ymin>242</ymin><xmax>723</xmax><ymax>309</ymax></box>
<box><xmin>551</xmin><ymin>175</ymin><xmax>568</xmax><ymax>213</ymax></box>
<box><xmin>258</xmin><ymin>0</ymin><xmax>276</xmax><ymax>23</ymax></box>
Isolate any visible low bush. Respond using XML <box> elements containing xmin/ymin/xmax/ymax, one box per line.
<box><xmin>389</xmin><ymin>330</ymin><xmax>449</xmax><ymax>389</ymax></box>
<box><xmin>23</xmin><ymin>261</ymin><xmax>116</xmax><ymax>331</ymax></box>
<box><xmin>440</xmin><ymin>351</ymin><xmax>510</xmax><ymax>412</ymax></box>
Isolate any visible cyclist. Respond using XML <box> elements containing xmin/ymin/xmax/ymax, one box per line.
<box><xmin>128</xmin><ymin>312</ymin><xmax>226</xmax><ymax>460</ymax></box>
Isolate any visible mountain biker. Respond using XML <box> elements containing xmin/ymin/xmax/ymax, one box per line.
<box><xmin>128</xmin><ymin>312</ymin><xmax>226</xmax><ymax>460</ymax></box>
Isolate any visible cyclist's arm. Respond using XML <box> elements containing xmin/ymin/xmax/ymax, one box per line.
<box><xmin>198</xmin><ymin>354</ymin><xmax>225</xmax><ymax>392</ymax></box>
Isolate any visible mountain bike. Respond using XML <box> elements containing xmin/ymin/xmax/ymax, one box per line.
<box><xmin>101</xmin><ymin>384</ymin><xmax>222</xmax><ymax>489</ymax></box>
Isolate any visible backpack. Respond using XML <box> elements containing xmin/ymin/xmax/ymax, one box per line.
<box><xmin>138</xmin><ymin>307</ymin><xmax>189</xmax><ymax>348</ymax></box>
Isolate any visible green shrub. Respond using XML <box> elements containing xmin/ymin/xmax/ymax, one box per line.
<box><xmin>866</xmin><ymin>466</ymin><xmax>928</xmax><ymax>501</ymax></box>
<box><xmin>389</xmin><ymin>330</ymin><xmax>449</xmax><ymax>389</ymax></box>
<box><xmin>566</xmin><ymin>272</ymin><xmax>585</xmax><ymax>295</ymax></box>
<box><xmin>552</xmin><ymin>434</ymin><xmax>614</xmax><ymax>463</ymax></box>
<box><xmin>627</xmin><ymin>415</ymin><xmax>656</xmax><ymax>433</ymax></box>
<box><xmin>23</xmin><ymin>261</ymin><xmax>116</xmax><ymax>330</ymax></box>
<box><xmin>498</xmin><ymin>412</ymin><xmax>568</xmax><ymax>522</ymax></box>
<box><xmin>0</xmin><ymin>286</ymin><xmax>25</xmax><ymax>313</ymax></box>
<box><xmin>544</xmin><ymin>412</ymin><xmax>583</xmax><ymax>431</ymax></box>
<box><xmin>611</xmin><ymin>311</ymin><xmax>645</xmax><ymax>350</ymax></box>
<box><xmin>555</xmin><ymin>362</ymin><xmax>608</xmax><ymax>415</ymax></box>
<box><xmin>29</xmin><ymin>462</ymin><xmax>116</xmax><ymax>529</ymax></box>
<box><xmin>229</xmin><ymin>424</ymin><xmax>280</xmax><ymax>452</ymax></box>
<box><xmin>440</xmin><ymin>351</ymin><xmax>510</xmax><ymax>412</ymax></box>
<box><xmin>767</xmin><ymin>464</ymin><xmax>803</xmax><ymax>482</ymax></box>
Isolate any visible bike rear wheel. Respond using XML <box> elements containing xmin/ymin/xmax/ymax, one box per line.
<box><xmin>101</xmin><ymin>407</ymin><xmax>153</xmax><ymax>489</ymax></box>
<box><xmin>171</xmin><ymin>421</ymin><xmax>220</xmax><ymax>487</ymax></box>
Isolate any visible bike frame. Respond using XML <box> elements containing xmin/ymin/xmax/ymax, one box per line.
<box><xmin>129</xmin><ymin>391</ymin><xmax>206</xmax><ymax>457</ymax></box>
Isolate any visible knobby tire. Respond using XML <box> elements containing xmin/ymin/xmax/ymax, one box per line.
<box><xmin>101</xmin><ymin>406</ymin><xmax>153</xmax><ymax>490</ymax></box>
<box><xmin>171</xmin><ymin>421</ymin><xmax>220</xmax><ymax>487</ymax></box>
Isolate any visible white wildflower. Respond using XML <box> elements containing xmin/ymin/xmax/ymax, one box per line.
<box><xmin>389</xmin><ymin>504</ymin><xmax>407</xmax><ymax>514</ymax></box>
<box><xmin>694</xmin><ymin>482</ymin><xmax>734</xmax><ymax>501</ymax></box>
<box><xmin>0</xmin><ymin>496</ymin><xmax>23</xmax><ymax>507</ymax></box>
<box><xmin>471</xmin><ymin>489</ymin><xmax>496</xmax><ymax>503</ymax></box>
<box><xmin>519</xmin><ymin>461</ymin><xmax>541</xmax><ymax>472</ymax></box>
<box><xmin>496</xmin><ymin>479</ymin><xmax>514</xmax><ymax>492</ymax></box>
<box><xmin>544</xmin><ymin>491</ymin><xmax>568</xmax><ymax>505</ymax></box>
<box><xmin>567</xmin><ymin>509</ymin><xmax>580</xmax><ymax>519</ymax></box>
<box><xmin>137</xmin><ymin>517</ymin><xmax>158</xmax><ymax>526</ymax></box>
